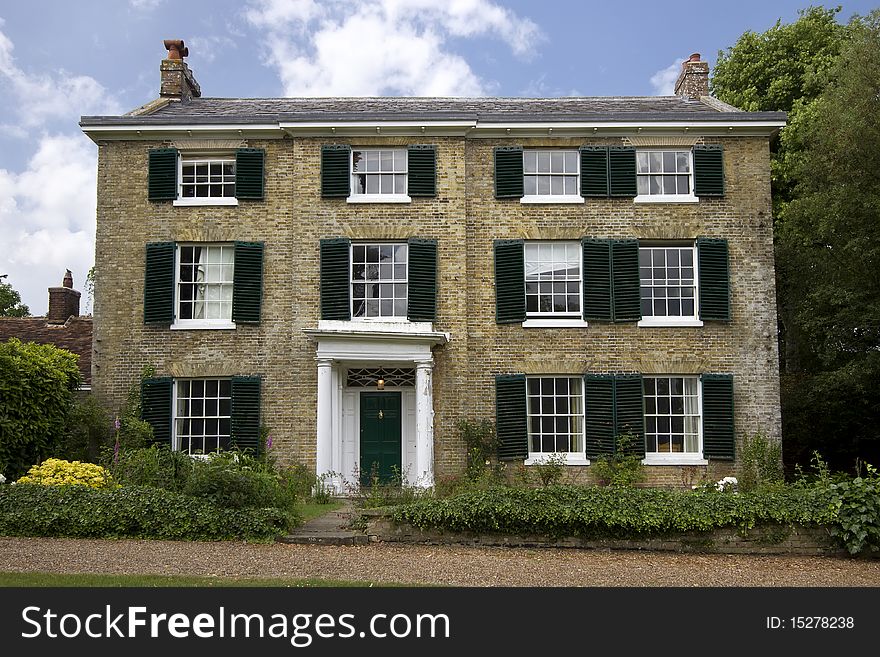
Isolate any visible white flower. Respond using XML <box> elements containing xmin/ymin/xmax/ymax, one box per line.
<box><xmin>0</xmin><ymin>474</ymin><xmax>5</xmax><ymax>484</ymax></box>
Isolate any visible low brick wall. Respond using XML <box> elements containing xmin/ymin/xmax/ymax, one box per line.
<box><xmin>361</xmin><ymin>510</ymin><xmax>844</xmax><ymax>556</ymax></box>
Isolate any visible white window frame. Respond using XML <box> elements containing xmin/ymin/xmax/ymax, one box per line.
<box><xmin>642</xmin><ymin>375</ymin><xmax>707</xmax><ymax>465</ymax></box>
<box><xmin>347</xmin><ymin>148</ymin><xmax>411</xmax><ymax>204</ymax></box>
<box><xmin>634</xmin><ymin>148</ymin><xmax>698</xmax><ymax>204</ymax></box>
<box><xmin>173</xmin><ymin>154</ymin><xmax>239</xmax><ymax>207</ymax></box>
<box><xmin>637</xmin><ymin>243</ymin><xmax>703</xmax><ymax>328</ymax></box>
<box><xmin>521</xmin><ymin>241</ymin><xmax>587</xmax><ymax>328</ymax></box>
<box><xmin>172</xmin><ymin>377</ymin><xmax>233</xmax><ymax>456</ymax></box>
<box><xmin>524</xmin><ymin>375</ymin><xmax>589</xmax><ymax>466</ymax></box>
<box><xmin>520</xmin><ymin>149</ymin><xmax>584</xmax><ymax>204</ymax></box>
<box><xmin>171</xmin><ymin>243</ymin><xmax>236</xmax><ymax>330</ymax></box>
<box><xmin>350</xmin><ymin>242</ymin><xmax>409</xmax><ymax>322</ymax></box>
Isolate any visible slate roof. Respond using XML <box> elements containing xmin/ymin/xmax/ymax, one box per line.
<box><xmin>0</xmin><ymin>317</ymin><xmax>92</xmax><ymax>386</ymax></box>
<box><xmin>80</xmin><ymin>96</ymin><xmax>786</xmax><ymax>126</ymax></box>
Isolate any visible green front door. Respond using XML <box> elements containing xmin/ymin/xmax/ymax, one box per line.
<box><xmin>360</xmin><ymin>392</ymin><xmax>402</xmax><ymax>486</ymax></box>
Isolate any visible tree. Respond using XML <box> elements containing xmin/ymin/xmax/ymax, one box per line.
<box><xmin>0</xmin><ymin>274</ymin><xmax>29</xmax><ymax>317</ymax></box>
<box><xmin>774</xmin><ymin>12</ymin><xmax>880</xmax><ymax>472</ymax></box>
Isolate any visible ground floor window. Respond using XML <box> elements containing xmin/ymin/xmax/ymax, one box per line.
<box><xmin>527</xmin><ymin>376</ymin><xmax>584</xmax><ymax>455</ymax></box>
<box><xmin>174</xmin><ymin>378</ymin><xmax>232</xmax><ymax>454</ymax></box>
<box><xmin>643</xmin><ymin>376</ymin><xmax>700</xmax><ymax>454</ymax></box>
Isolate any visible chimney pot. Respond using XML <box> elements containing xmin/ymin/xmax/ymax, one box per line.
<box><xmin>674</xmin><ymin>52</ymin><xmax>710</xmax><ymax>100</ymax></box>
<box><xmin>160</xmin><ymin>38</ymin><xmax>201</xmax><ymax>101</ymax></box>
<box><xmin>163</xmin><ymin>39</ymin><xmax>189</xmax><ymax>60</ymax></box>
<box><xmin>63</xmin><ymin>269</ymin><xmax>73</xmax><ymax>289</ymax></box>
<box><xmin>47</xmin><ymin>270</ymin><xmax>81</xmax><ymax>324</ymax></box>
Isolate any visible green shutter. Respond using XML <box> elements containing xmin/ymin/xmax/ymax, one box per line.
<box><xmin>582</xmin><ymin>238</ymin><xmax>612</xmax><ymax>321</ymax></box>
<box><xmin>407</xmin><ymin>238</ymin><xmax>437</xmax><ymax>322</ymax></box>
<box><xmin>693</xmin><ymin>145</ymin><xmax>724</xmax><ymax>197</ymax></box>
<box><xmin>608</xmin><ymin>146</ymin><xmax>637</xmax><ymax>197</ymax></box>
<box><xmin>494</xmin><ymin>146</ymin><xmax>524</xmax><ymax>198</ymax></box>
<box><xmin>320</xmin><ymin>238</ymin><xmax>351</xmax><ymax>320</ymax></box>
<box><xmin>231</xmin><ymin>376</ymin><xmax>261</xmax><ymax>453</ymax></box>
<box><xmin>701</xmin><ymin>374</ymin><xmax>735</xmax><ymax>460</ymax></box>
<box><xmin>611</xmin><ymin>239</ymin><xmax>641</xmax><ymax>322</ymax></box>
<box><xmin>141</xmin><ymin>377</ymin><xmax>172</xmax><ymax>444</ymax></box>
<box><xmin>584</xmin><ymin>374</ymin><xmax>615</xmax><ymax>458</ymax></box>
<box><xmin>614</xmin><ymin>375</ymin><xmax>645</xmax><ymax>457</ymax></box>
<box><xmin>235</xmin><ymin>148</ymin><xmax>265</xmax><ymax>200</ymax></box>
<box><xmin>232</xmin><ymin>241</ymin><xmax>264</xmax><ymax>324</ymax></box>
<box><xmin>148</xmin><ymin>148</ymin><xmax>177</xmax><ymax>201</ymax></box>
<box><xmin>144</xmin><ymin>242</ymin><xmax>175</xmax><ymax>325</ymax></box>
<box><xmin>580</xmin><ymin>146</ymin><xmax>610</xmax><ymax>197</ymax></box>
<box><xmin>407</xmin><ymin>145</ymin><xmax>436</xmax><ymax>197</ymax></box>
<box><xmin>321</xmin><ymin>145</ymin><xmax>351</xmax><ymax>197</ymax></box>
<box><xmin>494</xmin><ymin>240</ymin><xmax>525</xmax><ymax>324</ymax></box>
<box><xmin>495</xmin><ymin>374</ymin><xmax>528</xmax><ymax>460</ymax></box>
<box><xmin>697</xmin><ymin>238</ymin><xmax>731</xmax><ymax>321</ymax></box>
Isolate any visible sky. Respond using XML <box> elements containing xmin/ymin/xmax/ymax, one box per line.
<box><xmin>0</xmin><ymin>0</ymin><xmax>875</xmax><ymax>315</ymax></box>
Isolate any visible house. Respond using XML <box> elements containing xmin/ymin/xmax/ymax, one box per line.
<box><xmin>0</xmin><ymin>270</ymin><xmax>92</xmax><ymax>389</ymax></box>
<box><xmin>79</xmin><ymin>41</ymin><xmax>785</xmax><ymax>489</ymax></box>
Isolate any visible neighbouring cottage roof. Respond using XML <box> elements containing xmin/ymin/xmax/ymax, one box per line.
<box><xmin>0</xmin><ymin>317</ymin><xmax>92</xmax><ymax>386</ymax></box>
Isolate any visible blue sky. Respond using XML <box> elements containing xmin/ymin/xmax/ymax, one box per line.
<box><xmin>0</xmin><ymin>0</ymin><xmax>874</xmax><ymax>314</ymax></box>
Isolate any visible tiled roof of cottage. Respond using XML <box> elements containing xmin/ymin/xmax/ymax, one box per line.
<box><xmin>0</xmin><ymin>317</ymin><xmax>92</xmax><ymax>386</ymax></box>
<box><xmin>81</xmin><ymin>95</ymin><xmax>786</xmax><ymax>125</ymax></box>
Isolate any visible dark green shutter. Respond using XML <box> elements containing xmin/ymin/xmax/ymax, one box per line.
<box><xmin>614</xmin><ymin>375</ymin><xmax>645</xmax><ymax>457</ymax></box>
<box><xmin>580</xmin><ymin>146</ymin><xmax>610</xmax><ymax>197</ymax></box>
<box><xmin>494</xmin><ymin>240</ymin><xmax>525</xmax><ymax>324</ymax></box>
<box><xmin>608</xmin><ymin>146</ymin><xmax>637</xmax><ymax>197</ymax></box>
<box><xmin>232</xmin><ymin>241</ymin><xmax>264</xmax><ymax>324</ymax></box>
<box><xmin>585</xmin><ymin>374</ymin><xmax>615</xmax><ymax>458</ymax></box>
<box><xmin>693</xmin><ymin>145</ymin><xmax>724</xmax><ymax>197</ymax></box>
<box><xmin>407</xmin><ymin>145</ymin><xmax>436</xmax><ymax>197</ymax></box>
<box><xmin>320</xmin><ymin>238</ymin><xmax>351</xmax><ymax>320</ymax></box>
<box><xmin>611</xmin><ymin>239</ymin><xmax>641</xmax><ymax>322</ymax></box>
<box><xmin>148</xmin><ymin>148</ymin><xmax>177</xmax><ymax>201</ymax></box>
<box><xmin>141</xmin><ymin>377</ymin><xmax>172</xmax><ymax>444</ymax></box>
<box><xmin>144</xmin><ymin>242</ymin><xmax>175</xmax><ymax>324</ymax></box>
<box><xmin>235</xmin><ymin>148</ymin><xmax>265</xmax><ymax>200</ymax></box>
<box><xmin>231</xmin><ymin>376</ymin><xmax>261</xmax><ymax>452</ymax></box>
<box><xmin>495</xmin><ymin>374</ymin><xmax>528</xmax><ymax>460</ymax></box>
<box><xmin>701</xmin><ymin>374</ymin><xmax>735</xmax><ymax>460</ymax></box>
<box><xmin>407</xmin><ymin>238</ymin><xmax>437</xmax><ymax>322</ymax></box>
<box><xmin>321</xmin><ymin>145</ymin><xmax>351</xmax><ymax>197</ymax></box>
<box><xmin>697</xmin><ymin>238</ymin><xmax>731</xmax><ymax>321</ymax></box>
<box><xmin>494</xmin><ymin>146</ymin><xmax>524</xmax><ymax>198</ymax></box>
<box><xmin>582</xmin><ymin>238</ymin><xmax>612</xmax><ymax>321</ymax></box>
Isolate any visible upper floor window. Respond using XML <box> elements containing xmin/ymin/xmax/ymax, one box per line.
<box><xmin>176</xmin><ymin>244</ymin><xmax>235</xmax><ymax>328</ymax></box>
<box><xmin>349</xmin><ymin>149</ymin><xmax>410</xmax><ymax>202</ymax></box>
<box><xmin>639</xmin><ymin>244</ymin><xmax>699</xmax><ymax>325</ymax></box>
<box><xmin>524</xmin><ymin>242</ymin><xmax>582</xmax><ymax>317</ymax></box>
<box><xmin>522</xmin><ymin>150</ymin><xmax>581</xmax><ymax>203</ymax></box>
<box><xmin>179</xmin><ymin>156</ymin><xmax>236</xmax><ymax>203</ymax></box>
<box><xmin>351</xmin><ymin>243</ymin><xmax>408</xmax><ymax>319</ymax></box>
<box><xmin>635</xmin><ymin>150</ymin><xmax>697</xmax><ymax>202</ymax></box>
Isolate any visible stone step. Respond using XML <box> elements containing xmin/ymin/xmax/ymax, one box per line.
<box><xmin>278</xmin><ymin>532</ymin><xmax>370</xmax><ymax>546</ymax></box>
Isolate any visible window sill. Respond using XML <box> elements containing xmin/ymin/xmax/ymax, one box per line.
<box><xmin>522</xmin><ymin>318</ymin><xmax>589</xmax><ymax>328</ymax></box>
<box><xmin>171</xmin><ymin>322</ymin><xmax>236</xmax><ymax>330</ymax></box>
<box><xmin>346</xmin><ymin>195</ymin><xmax>412</xmax><ymax>204</ymax></box>
<box><xmin>520</xmin><ymin>195</ymin><xmax>584</xmax><ymax>205</ymax></box>
<box><xmin>172</xmin><ymin>197</ymin><xmax>239</xmax><ymax>207</ymax></box>
<box><xmin>634</xmin><ymin>195</ymin><xmax>699</xmax><ymax>204</ymax></box>
<box><xmin>642</xmin><ymin>456</ymin><xmax>708</xmax><ymax>466</ymax></box>
<box><xmin>525</xmin><ymin>455</ymin><xmax>590</xmax><ymax>466</ymax></box>
<box><xmin>638</xmin><ymin>318</ymin><xmax>704</xmax><ymax>328</ymax></box>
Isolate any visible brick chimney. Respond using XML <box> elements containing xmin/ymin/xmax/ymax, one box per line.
<box><xmin>674</xmin><ymin>53</ymin><xmax>710</xmax><ymax>99</ymax></box>
<box><xmin>160</xmin><ymin>39</ymin><xmax>201</xmax><ymax>102</ymax></box>
<box><xmin>47</xmin><ymin>269</ymin><xmax>81</xmax><ymax>324</ymax></box>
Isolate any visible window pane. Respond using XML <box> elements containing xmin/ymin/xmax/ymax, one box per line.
<box><xmin>524</xmin><ymin>176</ymin><xmax>537</xmax><ymax>195</ymax></box>
<box><xmin>663</xmin><ymin>152</ymin><xmax>676</xmax><ymax>171</ymax></box>
<box><xmin>676</xmin><ymin>152</ymin><xmax>690</xmax><ymax>172</ymax></box>
<box><xmin>564</xmin><ymin>151</ymin><xmax>578</xmax><ymax>173</ymax></box>
<box><xmin>550</xmin><ymin>176</ymin><xmax>563</xmax><ymax>195</ymax></box>
<box><xmin>537</xmin><ymin>176</ymin><xmax>550</xmax><ymax>195</ymax></box>
<box><xmin>649</xmin><ymin>152</ymin><xmax>662</xmax><ymax>172</ymax></box>
<box><xmin>550</xmin><ymin>151</ymin><xmax>564</xmax><ymax>173</ymax></box>
<box><xmin>637</xmin><ymin>151</ymin><xmax>649</xmax><ymax>173</ymax></box>
<box><xmin>537</xmin><ymin>151</ymin><xmax>551</xmax><ymax>173</ymax></box>
<box><xmin>564</xmin><ymin>177</ymin><xmax>576</xmax><ymax>195</ymax></box>
<box><xmin>524</xmin><ymin>151</ymin><xmax>537</xmax><ymax>174</ymax></box>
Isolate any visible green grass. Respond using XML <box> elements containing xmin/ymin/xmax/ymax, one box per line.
<box><xmin>297</xmin><ymin>500</ymin><xmax>343</xmax><ymax>523</ymax></box>
<box><xmin>0</xmin><ymin>571</ymin><xmax>404</xmax><ymax>587</ymax></box>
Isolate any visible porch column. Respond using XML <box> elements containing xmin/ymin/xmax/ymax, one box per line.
<box><xmin>315</xmin><ymin>358</ymin><xmax>333</xmax><ymax>480</ymax></box>
<box><xmin>414</xmin><ymin>359</ymin><xmax>435</xmax><ymax>488</ymax></box>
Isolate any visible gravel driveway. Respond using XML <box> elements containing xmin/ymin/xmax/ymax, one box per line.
<box><xmin>3</xmin><ymin>536</ymin><xmax>880</xmax><ymax>587</ymax></box>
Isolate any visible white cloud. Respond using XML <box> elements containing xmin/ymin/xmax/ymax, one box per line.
<box><xmin>129</xmin><ymin>0</ymin><xmax>165</xmax><ymax>10</ymax></box>
<box><xmin>0</xmin><ymin>134</ymin><xmax>97</xmax><ymax>315</ymax></box>
<box><xmin>650</xmin><ymin>58</ymin><xmax>685</xmax><ymax>95</ymax></box>
<box><xmin>188</xmin><ymin>35</ymin><xmax>239</xmax><ymax>64</ymax></box>
<box><xmin>245</xmin><ymin>0</ymin><xmax>543</xmax><ymax>96</ymax></box>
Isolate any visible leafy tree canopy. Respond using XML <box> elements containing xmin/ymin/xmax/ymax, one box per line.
<box><xmin>0</xmin><ymin>275</ymin><xmax>29</xmax><ymax>317</ymax></box>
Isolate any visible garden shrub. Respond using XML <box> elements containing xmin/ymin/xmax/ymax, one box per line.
<box><xmin>0</xmin><ymin>484</ymin><xmax>295</xmax><ymax>541</ymax></box>
<box><xmin>739</xmin><ymin>432</ymin><xmax>784</xmax><ymax>491</ymax></box>
<box><xmin>817</xmin><ymin>463</ymin><xmax>880</xmax><ymax>555</ymax></box>
<box><xmin>16</xmin><ymin>458</ymin><xmax>116</xmax><ymax>489</ymax></box>
<box><xmin>590</xmin><ymin>434</ymin><xmax>646</xmax><ymax>488</ymax></box>
<box><xmin>183</xmin><ymin>452</ymin><xmax>286</xmax><ymax>510</ymax></box>
<box><xmin>0</xmin><ymin>338</ymin><xmax>81</xmax><ymax>479</ymax></box>
<box><xmin>108</xmin><ymin>445</ymin><xmax>194</xmax><ymax>493</ymax></box>
<box><xmin>58</xmin><ymin>394</ymin><xmax>113</xmax><ymax>463</ymax></box>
